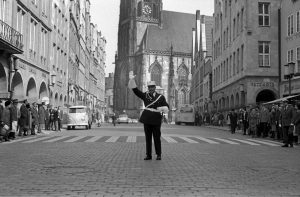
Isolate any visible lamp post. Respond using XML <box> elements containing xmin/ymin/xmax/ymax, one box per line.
<box><xmin>284</xmin><ymin>62</ymin><xmax>295</xmax><ymax>96</ymax></box>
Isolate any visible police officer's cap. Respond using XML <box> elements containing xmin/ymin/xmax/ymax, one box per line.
<box><xmin>147</xmin><ymin>81</ymin><xmax>156</xmax><ymax>87</ymax></box>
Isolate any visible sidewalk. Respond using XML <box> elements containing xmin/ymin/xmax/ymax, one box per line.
<box><xmin>204</xmin><ymin>125</ymin><xmax>286</xmax><ymax>143</ymax></box>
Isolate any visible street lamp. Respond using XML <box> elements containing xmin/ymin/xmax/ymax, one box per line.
<box><xmin>48</xmin><ymin>73</ymin><xmax>56</xmax><ymax>87</ymax></box>
<box><xmin>284</xmin><ymin>62</ymin><xmax>295</xmax><ymax>96</ymax></box>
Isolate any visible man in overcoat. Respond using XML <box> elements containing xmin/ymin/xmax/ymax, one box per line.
<box><xmin>229</xmin><ymin>109</ymin><xmax>238</xmax><ymax>134</ymax></box>
<box><xmin>19</xmin><ymin>99</ymin><xmax>29</xmax><ymax>136</ymax></box>
<box><xmin>10</xmin><ymin>99</ymin><xmax>19</xmax><ymax>139</ymax></box>
<box><xmin>128</xmin><ymin>73</ymin><xmax>169</xmax><ymax>160</ymax></box>
<box><xmin>31</xmin><ymin>102</ymin><xmax>39</xmax><ymax>135</ymax></box>
<box><xmin>38</xmin><ymin>102</ymin><xmax>46</xmax><ymax>133</ymax></box>
<box><xmin>281</xmin><ymin>101</ymin><xmax>294</xmax><ymax>147</ymax></box>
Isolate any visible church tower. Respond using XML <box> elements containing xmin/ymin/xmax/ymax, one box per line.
<box><xmin>114</xmin><ymin>0</ymin><xmax>162</xmax><ymax>116</ymax></box>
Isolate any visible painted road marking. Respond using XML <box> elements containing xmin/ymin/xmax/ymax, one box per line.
<box><xmin>105</xmin><ymin>136</ymin><xmax>120</xmax><ymax>142</ymax></box>
<box><xmin>230</xmin><ymin>138</ymin><xmax>260</xmax><ymax>145</ymax></box>
<box><xmin>246</xmin><ymin>139</ymin><xmax>280</xmax><ymax>146</ymax></box>
<box><xmin>162</xmin><ymin>136</ymin><xmax>178</xmax><ymax>143</ymax></box>
<box><xmin>22</xmin><ymin>136</ymin><xmax>53</xmax><ymax>143</ymax></box>
<box><xmin>85</xmin><ymin>136</ymin><xmax>103</xmax><ymax>142</ymax></box>
<box><xmin>43</xmin><ymin>136</ymin><xmax>71</xmax><ymax>143</ymax></box>
<box><xmin>64</xmin><ymin>136</ymin><xmax>87</xmax><ymax>143</ymax></box>
<box><xmin>213</xmin><ymin>138</ymin><xmax>240</xmax><ymax>145</ymax></box>
<box><xmin>126</xmin><ymin>136</ymin><xmax>137</xmax><ymax>143</ymax></box>
<box><xmin>193</xmin><ymin>136</ymin><xmax>220</xmax><ymax>144</ymax></box>
<box><xmin>177</xmin><ymin>136</ymin><xmax>198</xmax><ymax>143</ymax></box>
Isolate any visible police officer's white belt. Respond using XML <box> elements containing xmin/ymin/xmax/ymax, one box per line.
<box><xmin>144</xmin><ymin>108</ymin><xmax>161</xmax><ymax>113</ymax></box>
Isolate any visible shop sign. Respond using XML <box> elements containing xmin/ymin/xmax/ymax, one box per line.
<box><xmin>29</xmin><ymin>68</ymin><xmax>36</xmax><ymax>75</ymax></box>
<box><xmin>250</xmin><ymin>82</ymin><xmax>275</xmax><ymax>87</ymax></box>
<box><xmin>16</xmin><ymin>59</ymin><xmax>26</xmax><ymax>70</ymax></box>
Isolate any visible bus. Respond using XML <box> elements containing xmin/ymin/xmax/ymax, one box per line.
<box><xmin>175</xmin><ymin>104</ymin><xmax>195</xmax><ymax>125</ymax></box>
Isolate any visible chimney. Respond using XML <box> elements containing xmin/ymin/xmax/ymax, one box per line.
<box><xmin>196</xmin><ymin>10</ymin><xmax>201</xmax><ymax>53</ymax></box>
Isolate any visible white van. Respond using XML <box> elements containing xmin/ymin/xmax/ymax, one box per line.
<box><xmin>67</xmin><ymin>106</ymin><xmax>91</xmax><ymax>130</ymax></box>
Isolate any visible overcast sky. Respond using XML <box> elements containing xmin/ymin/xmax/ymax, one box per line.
<box><xmin>90</xmin><ymin>0</ymin><xmax>214</xmax><ymax>76</ymax></box>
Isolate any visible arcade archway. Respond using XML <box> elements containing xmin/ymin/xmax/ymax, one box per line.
<box><xmin>39</xmin><ymin>82</ymin><xmax>48</xmax><ymax>99</ymax></box>
<box><xmin>55</xmin><ymin>93</ymin><xmax>59</xmax><ymax>106</ymax></box>
<box><xmin>26</xmin><ymin>78</ymin><xmax>37</xmax><ymax>99</ymax></box>
<box><xmin>11</xmin><ymin>72</ymin><xmax>24</xmax><ymax>99</ymax></box>
<box><xmin>256</xmin><ymin>89</ymin><xmax>276</xmax><ymax>104</ymax></box>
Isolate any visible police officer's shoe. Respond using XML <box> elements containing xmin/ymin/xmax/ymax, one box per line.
<box><xmin>144</xmin><ymin>156</ymin><xmax>152</xmax><ymax>160</ymax></box>
<box><xmin>156</xmin><ymin>155</ymin><xmax>161</xmax><ymax>160</ymax></box>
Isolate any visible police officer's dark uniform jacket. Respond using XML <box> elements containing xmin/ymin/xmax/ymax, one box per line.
<box><xmin>132</xmin><ymin>88</ymin><xmax>169</xmax><ymax>125</ymax></box>
<box><xmin>129</xmin><ymin>77</ymin><xmax>169</xmax><ymax>160</ymax></box>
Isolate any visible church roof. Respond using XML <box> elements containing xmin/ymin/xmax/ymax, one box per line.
<box><xmin>146</xmin><ymin>10</ymin><xmax>195</xmax><ymax>54</ymax></box>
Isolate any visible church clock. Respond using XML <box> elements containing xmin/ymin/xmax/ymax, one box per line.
<box><xmin>142</xmin><ymin>4</ymin><xmax>152</xmax><ymax>16</ymax></box>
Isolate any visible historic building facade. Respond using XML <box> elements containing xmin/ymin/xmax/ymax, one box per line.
<box><xmin>0</xmin><ymin>0</ymin><xmax>23</xmax><ymax>100</ymax></box>
<box><xmin>12</xmin><ymin>0</ymin><xmax>52</xmax><ymax>103</ymax></box>
<box><xmin>105</xmin><ymin>72</ymin><xmax>114</xmax><ymax>117</ymax></box>
<box><xmin>212</xmin><ymin>0</ymin><xmax>281</xmax><ymax>113</ymax></box>
<box><xmin>280</xmin><ymin>0</ymin><xmax>300</xmax><ymax>97</ymax></box>
<box><xmin>49</xmin><ymin>0</ymin><xmax>69</xmax><ymax>106</ymax></box>
<box><xmin>114</xmin><ymin>0</ymin><xmax>195</xmax><ymax>121</ymax></box>
<box><xmin>1</xmin><ymin>0</ymin><xmax>106</xmax><ymax>113</ymax></box>
<box><xmin>190</xmin><ymin>10</ymin><xmax>214</xmax><ymax>114</ymax></box>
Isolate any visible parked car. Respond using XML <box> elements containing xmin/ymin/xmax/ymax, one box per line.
<box><xmin>116</xmin><ymin>114</ymin><xmax>129</xmax><ymax>124</ymax></box>
<box><xmin>131</xmin><ymin>119</ymin><xmax>139</xmax><ymax>123</ymax></box>
<box><xmin>67</xmin><ymin>106</ymin><xmax>91</xmax><ymax>130</ymax></box>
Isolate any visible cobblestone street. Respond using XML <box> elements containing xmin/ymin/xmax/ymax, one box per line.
<box><xmin>0</xmin><ymin>124</ymin><xmax>299</xmax><ymax>196</ymax></box>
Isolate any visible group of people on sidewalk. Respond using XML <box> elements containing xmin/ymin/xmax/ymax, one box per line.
<box><xmin>225</xmin><ymin>100</ymin><xmax>300</xmax><ymax>147</ymax></box>
<box><xmin>0</xmin><ymin>99</ymin><xmax>63</xmax><ymax>142</ymax></box>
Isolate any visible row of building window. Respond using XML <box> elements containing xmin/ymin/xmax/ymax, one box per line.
<box><xmin>214</xmin><ymin>3</ymin><xmax>270</xmax><ymax>60</ymax></box>
<box><xmin>287</xmin><ymin>48</ymin><xmax>300</xmax><ymax>73</ymax></box>
<box><xmin>287</xmin><ymin>10</ymin><xmax>300</xmax><ymax>37</ymax></box>
<box><xmin>213</xmin><ymin>44</ymin><xmax>244</xmax><ymax>87</ymax></box>
<box><xmin>214</xmin><ymin>7</ymin><xmax>244</xmax><ymax>60</ymax></box>
<box><xmin>215</xmin><ymin>1</ymin><xmax>270</xmax><ymax>32</ymax></box>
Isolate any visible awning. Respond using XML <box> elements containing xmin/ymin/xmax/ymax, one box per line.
<box><xmin>263</xmin><ymin>94</ymin><xmax>300</xmax><ymax>105</ymax></box>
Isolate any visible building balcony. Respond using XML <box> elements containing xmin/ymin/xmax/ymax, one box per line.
<box><xmin>0</xmin><ymin>19</ymin><xmax>23</xmax><ymax>54</ymax></box>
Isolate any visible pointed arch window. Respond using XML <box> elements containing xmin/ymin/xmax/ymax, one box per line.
<box><xmin>150</xmin><ymin>64</ymin><xmax>162</xmax><ymax>86</ymax></box>
<box><xmin>178</xmin><ymin>89</ymin><xmax>187</xmax><ymax>106</ymax></box>
<box><xmin>137</xmin><ymin>1</ymin><xmax>142</xmax><ymax>17</ymax></box>
<box><xmin>178</xmin><ymin>66</ymin><xmax>188</xmax><ymax>86</ymax></box>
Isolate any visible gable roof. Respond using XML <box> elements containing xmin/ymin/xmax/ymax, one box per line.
<box><xmin>145</xmin><ymin>10</ymin><xmax>195</xmax><ymax>54</ymax></box>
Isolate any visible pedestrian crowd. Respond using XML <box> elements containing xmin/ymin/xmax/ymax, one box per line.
<box><xmin>0</xmin><ymin>99</ymin><xmax>63</xmax><ymax>142</ymax></box>
<box><xmin>194</xmin><ymin>100</ymin><xmax>300</xmax><ymax>148</ymax></box>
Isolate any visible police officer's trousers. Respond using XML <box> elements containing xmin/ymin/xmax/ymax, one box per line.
<box><xmin>144</xmin><ymin>124</ymin><xmax>161</xmax><ymax>157</ymax></box>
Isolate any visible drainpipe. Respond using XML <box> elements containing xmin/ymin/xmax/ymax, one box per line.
<box><xmin>278</xmin><ymin>8</ymin><xmax>282</xmax><ymax>98</ymax></box>
<box><xmin>8</xmin><ymin>55</ymin><xmax>15</xmax><ymax>99</ymax></box>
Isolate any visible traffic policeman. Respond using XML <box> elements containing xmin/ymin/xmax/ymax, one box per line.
<box><xmin>128</xmin><ymin>72</ymin><xmax>169</xmax><ymax>160</ymax></box>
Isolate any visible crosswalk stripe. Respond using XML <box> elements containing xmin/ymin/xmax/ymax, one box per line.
<box><xmin>22</xmin><ymin>136</ymin><xmax>53</xmax><ymax>143</ymax></box>
<box><xmin>105</xmin><ymin>136</ymin><xmax>120</xmax><ymax>142</ymax></box>
<box><xmin>213</xmin><ymin>138</ymin><xmax>239</xmax><ymax>144</ymax></box>
<box><xmin>177</xmin><ymin>136</ymin><xmax>198</xmax><ymax>143</ymax></box>
<box><xmin>64</xmin><ymin>136</ymin><xmax>86</xmax><ymax>143</ymax></box>
<box><xmin>85</xmin><ymin>136</ymin><xmax>103</xmax><ymax>142</ymax></box>
<box><xmin>162</xmin><ymin>136</ymin><xmax>178</xmax><ymax>143</ymax></box>
<box><xmin>230</xmin><ymin>138</ymin><xmax>260</xmax><ymax>145</ymax></box>
<box><xmin>126</xmin><ymin>136</ymin><xmax>136</xmax><ymax>143</ymax></box>
<box><xmin>246</xmin><ymin>139</ymin><xmax>280</xmax><ymax>146</ymax></box>
<box><xmin>4</xmin><ymin>136</ymin><xmax>39</xmax><ymax>144</ymax></box>
<box><xmin>43</xmin><ymin>136</ymin><xmax>71</xmax><ymax>143</ymax></box>
<box><xmin>193</xmin><ymin>136</ymin><xmax>220</xmax><ymax>144</ymax></box>
<box><xmin>259</xmin><ymin>139</ymin><xmax>283</xmax><ymax>145</ymax></box>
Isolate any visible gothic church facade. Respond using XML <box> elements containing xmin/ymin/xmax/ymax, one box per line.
<box><xmin>114</xmin><ymin>0</ymin><xmax>195</xmax><ymax>119</ymax></box>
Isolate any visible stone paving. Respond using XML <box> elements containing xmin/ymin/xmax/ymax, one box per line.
<box><xmin>0</xmin><ymin>125</ymin><xmax>299</xmax><ymax>197</ymax></box>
